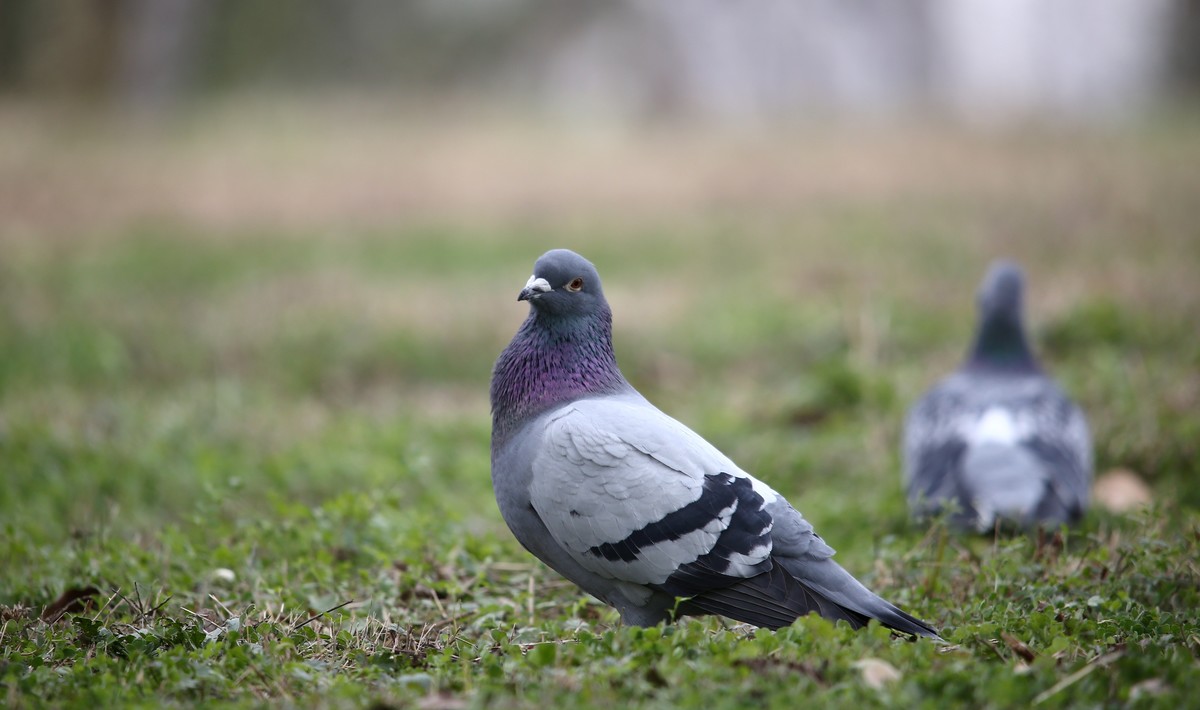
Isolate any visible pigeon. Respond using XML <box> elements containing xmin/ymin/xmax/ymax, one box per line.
<box><xmin>903</xmin><ymin>260</ymin><xmax>1092</xmax><ymax>532</ymax></box>
<box><xmin>490</xmin><ymin>249</ymin><xmax>938</xmax><ymax>637</ymax></box>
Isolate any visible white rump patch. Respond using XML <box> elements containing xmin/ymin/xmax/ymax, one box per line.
<box><xmin>968</xmin><ymin>407</ymin><xmax>1024</xmax><ymax>446</ymax></box>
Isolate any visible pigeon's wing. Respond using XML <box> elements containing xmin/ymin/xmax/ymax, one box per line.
<box><xmin>531</xmin><ymin>398</ymin><xmax>776</xmax><ymax>587</ymax></box>
<box><xmin>1023</xmin><ymin>389</ymin><xmax>1093</xmax><ymax>523</ymax></box>
<box><xmin>530</xmin><ymin>398</ymin><xmax>795</xmax><ymax>612</ymax></box>
<box><xmin>903</xmin><ymin>383</ymin><xmax>973</xmax><ymax>517</ymax></box>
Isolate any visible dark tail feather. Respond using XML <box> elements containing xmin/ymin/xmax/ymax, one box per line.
<box><xmin>673</xmin><ymin>558</ymin><xmax>940</xmax><ymax>639</ymax></box>
<box><xmin>677</xmin><ymin>562</ymin><xmax>903</xmax><ymax>633</ymax></box>
<box><xmin>775</xmin><ymin>556</ymin><xmax>942</xmax><ymax>640</ymax></box>
<box><xmin>865</xmin><ymin>600</ymin><xmax>941</xmax><ymax>639</ymax></box>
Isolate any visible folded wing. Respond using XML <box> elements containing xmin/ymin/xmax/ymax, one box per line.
<box><xmin>531</xmin><ymin>398</ymin><xmax>778</xmax><ymax>592</ymax></box>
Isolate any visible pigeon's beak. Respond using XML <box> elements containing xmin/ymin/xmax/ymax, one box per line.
<box><xmin>518</xmin><ymin>275</ymin><xmax>552</xmax><ymax>302</ymax></box>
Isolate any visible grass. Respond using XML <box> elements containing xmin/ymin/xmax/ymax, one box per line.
<box><xmin>2</xmin><ymin>103</ymin><xmax>1200</xmax><ymax>707</ymax></box>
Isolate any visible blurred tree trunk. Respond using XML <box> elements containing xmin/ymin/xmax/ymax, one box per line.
<box><xmin>118</xmin><ymin>0</ymin><xmax>207</xmax><ymax>113</ymax></box>
<box><xmin>23</xmin><ymin>0</ymin><xmax>122</xmax><ymax>99</ymax></box>
<box><xmin>1167</xmin><ymin>0</ymin><xmax>1200</xmax><ymax>96</ymax></box>
<box><xmin>0</xmin><ymin>0</ymin><xmax>33</xmax><ymax>90</ymax></box>
<box><xmin>0</xmin><ymin>0</ymin><xmax>204</xmax><ymax>109</ymax></box>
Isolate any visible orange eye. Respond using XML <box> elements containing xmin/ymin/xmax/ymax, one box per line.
<box><xmin>566</xmin><ymin>277</ymin><xmax>584</xmax><ymax>292</ymax></box>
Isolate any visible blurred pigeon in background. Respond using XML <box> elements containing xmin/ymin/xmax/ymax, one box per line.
<box><xmin>490</xmin><ymin>249</ymin><xmax>938</xmax><ymax>637</ymax></box>
<box><xmin>903</xmin><ymin>260</ymin><xmax>1092</xmax><ymax>531</ymax></box>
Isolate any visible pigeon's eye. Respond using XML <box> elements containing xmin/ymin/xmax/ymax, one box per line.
<box><xmin>566</xmin><ymin>277</ymin><xmax>584</xmax><ymax>292</ymax></box>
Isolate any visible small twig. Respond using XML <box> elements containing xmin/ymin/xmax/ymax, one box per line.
<box><xmin>982</xmin><ymin>638</ymin><xmax>1008</xmax><ymax>663</ymax></box>
<box><xmin>142</xmin><ymin>595</ymin><xmax>173</xmax><ymax>623</ymax></box>
<box><xmin>292</xmin><ymin>599</ymin><xmax>353</xmax><ymax>631</ymax></box>
<box><xmin>1001</xmin><ymin>632</ymin><xmax>1036</xmax><ymax>663</ymax></box>
<box><xmin>209</xmin><ymin>594</ymin><xmax>235</xmax><ymax>620</ymax></box>
<box><xmin>923</xmin><ymin>527</ymin><xmax>948</xmax><ymax>597</ymax></box>
<box><xmin>179</xmin><ymin>606</ymin><xmax>206</xmax><ymax>621</ymax></box>
<box><xmin>91</xmin><ymin>588</ymin><xmax>124</xmax><ymax>623</ymax></box>
<box><xmin>903</xmin><ymin>519</ymin><xmax>944</xmax><ymax>562</ymax></box>
<box><xmin>428</xmin><ymin>611</ymin><xmax>475</xmax><ymax>631</ymax></box>
<box><xmin>428</xmin><ymin>587</ymin><xmax>447</xmax><ymax>617</ymax></box>
<box><xmin>527</xmin><ymin>574</ymin><xmax>535</xmax><ymax>627</ymax></box>
<box><xmin>1033</xmin><ymin>649</ymin><xmax>1125</xmax><ymax>705</ymax></box>
<box><xmin>112</xmin><ymin>589</ymin><xmax>141</xmax><ymax>621</ymax></box>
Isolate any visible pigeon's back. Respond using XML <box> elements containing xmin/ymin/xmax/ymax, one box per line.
<box><xmin>904</xmin><ymin>370</ymin><xmax>1091</xmax><ymax>530</ymax></box>
<box><xmin>903</xmin><ymin>261</ymin><xmax>1092</xmax><ymax>531</ymax></box>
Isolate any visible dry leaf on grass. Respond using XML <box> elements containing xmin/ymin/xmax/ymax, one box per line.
<box><xmin>418</xmin><ymin>692</ymin><xmax>468</xmax><ymax>710</ymax></box>
<box><xmin>1130</xmin><ymin>678</ymin><xmax>1168</xmax><ymax>699</ymax></box>
<box><xmin>1001</xmin><ymin>632</ymin><xmax>1037</xmax><ymax>662</ymax></box>
<box><xmin>853</xmin><ymin>658</ymin><xmax>901</xmax><ymax>689</ymax></box>
<box><xmin>1093</xmin><ymin>468</ymin><xmax>1152</xmax><ymax>513</ymax></box>
<box><xmin>40</xmin><ymin>586</ymin><xmax>100</xmax><ymax>622</ymax></box>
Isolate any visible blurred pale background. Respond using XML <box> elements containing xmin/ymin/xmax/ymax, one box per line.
<box><xmin>2</xmin><ymin>0</ymin><xmax>1197</xmax><ymax>229</ymax></box>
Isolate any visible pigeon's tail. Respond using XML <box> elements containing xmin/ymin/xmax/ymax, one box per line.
<box><xmin>965</xmin><ymin>444</ymin><xmax>1086</xmax><ymax>531</ymax></box>
<box><xmin>677</xmin><ymin>557</ymin><xmax>940</xmax><ymax>640</ymax></box>
<box><xmin>774</xmin><ymin>556</ymin><xmax>942</xmax><ymax>640</ymax></box>
<box><xmin>961</xmin><ymin>443</ymin><xmax>1048</xmax><ymax>530</ymax></box>
<box><xmin>1030</xmin><ymin>481</ymin><xmax>1084</xmax><ymax>529</ymax></box>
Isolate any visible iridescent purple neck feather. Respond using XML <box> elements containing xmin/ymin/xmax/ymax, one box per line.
<box><xmin>491</xmin><ymin>305</ymin><xmax>631</xmax><ymax>449</ymax></box>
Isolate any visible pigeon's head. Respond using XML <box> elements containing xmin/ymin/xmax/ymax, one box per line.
<box><xmin>966</xmin><ymin>259</ymin><xmax>1039</xmax><ymax>372</ymax></box>
<box><xmin>977</xmin><ymin>259</ymin><xmax>1025</xmax><ymax>322</ymax></box>
<box><xmin>517</xmin><ymin>249</ymin><xmax>607</xmax><ymax>318</ymax></box>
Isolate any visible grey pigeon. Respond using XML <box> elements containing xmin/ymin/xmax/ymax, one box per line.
<box><xmin>491</xmin><ymin>249</ymin><xmax>938</xmax><ymax>637</ymax></box>
<box><xmin>903</xmin><ymin>260</ymin><xmax>1093</xmax><ymax>531</ymax></box>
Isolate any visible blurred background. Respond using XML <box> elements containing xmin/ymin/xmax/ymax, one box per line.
<box><xmin>1</xmin><ymin>1</ymin><xmax>1198</xmax><ymax>543</ymax></box>
<box><xmin>1</xmin><ymin>0</ymin><xmax>1198</xmax><ymax>120</ymax></box>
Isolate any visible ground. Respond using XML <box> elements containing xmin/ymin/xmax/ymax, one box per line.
<box><xmin>1</xmin><ymin>102</ymin><xmax>1199</xmax><ymax>707</ymax></box>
